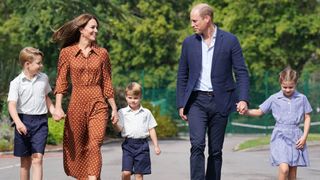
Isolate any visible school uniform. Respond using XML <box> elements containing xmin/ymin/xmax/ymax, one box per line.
<box><xmin>259</xmin><ymin>90</ymin><xmax>312</xmax><ymax>166</ymax></box>
<box><xmin>7</xmin><ymin>72</ymin><xmax>52</xmax><ymax>156</ymax></box>
<box><xmin>118</xmin><ymin>105</ymin><xmax>157</xmax><ymax>174</ymax></box>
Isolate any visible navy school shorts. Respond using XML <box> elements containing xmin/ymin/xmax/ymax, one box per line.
<box><xmin>14</xmin><ymin>114</ymin><xmax>48</xmax><ymax>157</ymax></box>
<box><xmin>122</xmin><ymin>138</ymin><xmax>151</xmax><ymax>175</ymax></box>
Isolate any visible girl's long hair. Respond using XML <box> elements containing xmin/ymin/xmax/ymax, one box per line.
<box><xmin>52</xmin><ymin>13</ymin><xmax>99</xmax><ymax>48</ymax></box>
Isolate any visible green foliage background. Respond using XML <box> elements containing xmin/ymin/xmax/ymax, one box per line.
<box><xmin>0</xmin><ymin>0</ymin><xmax>320</xmax><ymax>141</ymax></box>
<box><xmin>1</xmin><ymin>0</ymin><xmax>319</xmax><ymax>98</ymax></box>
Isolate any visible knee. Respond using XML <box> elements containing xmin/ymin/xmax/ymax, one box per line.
<box><xmin>209</xmin><ymin>149</ymin><xmax>222</xmax><ymax>159</ymax></box>
<box><xmin>279</xmin><ymin>166</ymin><xmax>289</xmax><ymax>176</ymax></box>
<box><xmin>122</xmin><ymin>171</ymin><xmax>131</xmax><ymax>177</ymax></box>
<box><xmin>191</xmin><ymin>143</ymin><xmax>205</xmax><ymax>154</ymax></box>
<box><xmin>135</xmin><ymin>174</ymin><xmax>143</xmax><ymax>180</ymax></box>
<box><xmin>20</xmin><ymin>157</ymin><xmax>32</xmax><ymax>169</ymax></box>
<box><xmin>31</xmin><ymin>154</ymin><xmax>43</xmax><ymax>166</ymax></box>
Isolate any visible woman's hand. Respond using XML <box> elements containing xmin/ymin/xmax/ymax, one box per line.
<box><xmin>54</xmin><ymin>107</ymin><xmax>66</xmax><ymax>121</ymax></box>
<box><xmin>111</xmin><ymin>109</ymin><xmax>119</xmax><ymax>124</ymax></box>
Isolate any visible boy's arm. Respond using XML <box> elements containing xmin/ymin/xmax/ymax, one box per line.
<box><xmin>149</xmin><ymin>127</ymin><xmax>161</xmax><ymax>155</ymax></box>
<box><xmin>296</xmin><ymin>113</ymin><xmax>311</xmax><ymax>149</ymax></box>
<box><xmin>245</xmin><ymin>108</ymin><xmax>264</xmax><ymax>117</ymax></box>
<box><xmin>112</xmin><ymin>122</ymin><xmax>123</xmax><ymax>132</ymax></box>
<box><xmin>45</xmin><ymin>95</ymin><xmax>55</xmax><ymax>115</ymax></box>
<box><xmin>8</xmin><ymin>101</ymin><xmax>27</xmax><ymax>135</ymax></box>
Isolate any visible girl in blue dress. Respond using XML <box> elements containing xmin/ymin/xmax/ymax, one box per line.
<box><xmin>244</xmin><ymin>67</ymin><xmax>312</xmax><ymax>180</ymax></box>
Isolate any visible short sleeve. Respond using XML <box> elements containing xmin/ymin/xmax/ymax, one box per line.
<box><xmin>7</xmin><ymin>80</ymin><xmax>19</xmax><ymax>102</ymax></box>
<box><xmin>147</xmin><ymin>110</ymin><xmax>157</xmax><ymax>129</ymax></box>
<box><xmin>259</xmin><ymin>96</ymin><xmax>273</xmax><ymax>114</ymax></box>
<box><xmin>54</xmin><ymin>48</ymin><xmax>69</xmax><ymax>95</ymax></box>
<box><xmin>303</xmin><ymin>95</ymin><xmax>312</xmax><ymax>114</ymax></box>
<box><xmin>44</xmin><ymin>74</ymin><xmax>52</xmax><ymax>95</ymax></box>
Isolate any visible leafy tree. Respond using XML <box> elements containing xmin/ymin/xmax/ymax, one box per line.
<box><xmin>108</xmin><ymin>0</ymin><xmax>192</xmax><ymax>88</ymax></box>
<box><xmin>0</xmin><ymin>0</ymin><xmax>126</xmax><ymax>112</ymax></box>
<box><xmin>215</xmin><ymin>0</ymin><xmax>320</xmax><ymax>76</ymax></box>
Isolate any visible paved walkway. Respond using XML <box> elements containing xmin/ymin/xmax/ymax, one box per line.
<box><xmin>1</xmin><ymin>135</ymin><xmax>319</xmax><ymax>179</ymax></box>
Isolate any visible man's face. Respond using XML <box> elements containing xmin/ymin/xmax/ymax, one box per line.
<box><xmin>190</xmin><ymin>10</ymin><xmax>209</xmax><ymax>34</ymax></box>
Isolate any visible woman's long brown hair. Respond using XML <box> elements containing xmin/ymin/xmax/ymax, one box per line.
<box><xmin>52</xmin><ymin>13</ymin><xmax>99</xmax><ymax>48</ymax></box>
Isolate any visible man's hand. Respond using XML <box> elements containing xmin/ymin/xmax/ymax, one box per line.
<box><xmin>179</xmin><ymin>108</ymin><xmax>188</xmax><ymax>121</ymax></box>
<box><xmin>236</xmin><ymin>101</ymin><xmax>248</xmax><ymax>115</ymax></box>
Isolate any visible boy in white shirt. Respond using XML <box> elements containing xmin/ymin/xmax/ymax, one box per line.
<box><xmin>113</xmin><ymin>82</ymin><xmax>161</xmax><ymax>180</ymax></box>
<box><xmin>7</xmin><ymin>47</ymin><xmax>55</xmax><ymax>180</ymax></box>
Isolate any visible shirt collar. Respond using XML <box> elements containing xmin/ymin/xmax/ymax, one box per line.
<box><xmin>125</xmin><ymin>105</ymin><xmax>144</xmax><ymax>113</ymax></box>
<box><xmin>70</xmin><ymin>43</ymin><xmax>100</xmax><ymax>57</ymax></box>
<box><xmin>275</xmin><ymin>90</ymin><xmax>300</xmax><ymax>99</ymax></box>
<box><xmin>20</xmin><ymin>71</ymin><xmax>40</xmax><ymax>82</ymax></box>
<box><xmin>200</xmin><ymin>24</ymin><xmax>217</xmax><ymax>41</ymax></box>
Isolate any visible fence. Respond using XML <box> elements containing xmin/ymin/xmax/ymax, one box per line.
<box><xmin>1</xmin><ymin>70</ymin><xmax>320</xmax><ymax>134</ymax></box>
<box><xmin>137</xmin><ymin>71</ymin><xmax>320</xmax><ymax>134</ymax></box>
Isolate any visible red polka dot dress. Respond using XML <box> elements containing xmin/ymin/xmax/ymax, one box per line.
<box><xmin>54</xmin><ymin>44</ymin><xmax>114</xmax><ymax>179</ymax></box>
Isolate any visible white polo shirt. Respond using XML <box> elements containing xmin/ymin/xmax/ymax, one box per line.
<box><xmin>7</xmin><ymin>72</ymin><xmax>52</xmax><ymax>115</ymax></box>
<box><xmin>118</xmin><ymin>105</ymin><xmax>157</xmax><ymax>139</ymax></box>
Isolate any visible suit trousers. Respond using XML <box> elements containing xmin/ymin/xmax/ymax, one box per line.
<box><xmin>187</xmin><ymin>91</ymin><xmax>228</xmax><ymax>180</ymax></box>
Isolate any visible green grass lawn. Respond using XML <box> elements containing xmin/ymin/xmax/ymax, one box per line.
<box><xmin>236</xmin><ymin>134</ymin><xmax>320</xmax><ymax>151</ymax></box>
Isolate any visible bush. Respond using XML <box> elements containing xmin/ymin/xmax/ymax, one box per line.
<box><xmin>0</xmin><ymin>116</ymin><xmax>14</xmax><ymax>151</ymax></box>
<box><xmin>142</xmin><ymin>102</ymin><xmax>178</xmax><ymax>138</ymax></box>
<box><xmin>0</xmin><ymin>139</ymin><xmax>13</xmax><ymax>151</ymax></box>
<box><xmin>47</xmin><ymin>118</ymin><xmax>64</xmax><ymax>145</ymax></box>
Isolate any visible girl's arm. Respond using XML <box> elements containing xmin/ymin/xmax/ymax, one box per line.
<box><xmin>8</xmin><ymin>101</ymin><xmax>27</xmax><ymax>135</ymax></box>
<box><xmin>149</xmin><ymin>128</ymin><xmax>161</xmax><ymax>155</ymax></box>
<box><xmin>296</xmin><ymin>113</ymin><xmax>311</xmax><ymax>149</ymax></box>
<box><xmin>112</xmin><ymin>122</ymin><xmax>123</xmax><ymax>132</ymax></box>
<box><xmin>245</xmin><ymin>108</ymin><xmax>264</xmax><ymax>117</ymax></box>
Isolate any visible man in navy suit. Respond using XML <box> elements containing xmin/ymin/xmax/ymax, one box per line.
<box><xmin>176</xmin><ymin>3</ymin><xmax>249</xmax><ymax>180</ymax></box>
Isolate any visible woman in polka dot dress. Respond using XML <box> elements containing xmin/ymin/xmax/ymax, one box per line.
<box><xmin>52</xmin><ymin>13</ymin><xmax>119</xmax><ymax>180</ymax></box>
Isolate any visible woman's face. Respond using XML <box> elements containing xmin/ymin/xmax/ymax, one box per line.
<box><xmin>80</xmin><ymin>19</ymin><xmax>98</xmax><ymax>42</ymax></box>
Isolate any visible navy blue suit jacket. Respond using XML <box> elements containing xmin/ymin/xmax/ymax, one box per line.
<box><xmin>176</xmin><ymin>27</ymin><xmax>249</xmax><ymax>115</ymax></box>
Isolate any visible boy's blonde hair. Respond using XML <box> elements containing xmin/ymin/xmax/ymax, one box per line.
<box><xmin>19</xmin><ymin>47</ymin><xmax>44</xmax><ymax>66</ymax></box>
<box><xmin>126</xmin><ymin>82</ymin><xmax>142</xmax><ymax>97</ymax></box>
<box><xmin>279</xmin><ymin>66</ymin><xmax>298</xmax><ymax>84</ymax></box>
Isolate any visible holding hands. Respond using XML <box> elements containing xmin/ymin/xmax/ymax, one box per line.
<box><xmin>52</xmin><ymin>107</ymin><xmax>66</xmax><ymax>121</ymax></box>
<box><xmin>111</xmin><ymin>109</ymin><xmax>119</xmax><ymax>125</ymax></box>
<box><xmin>237</xmin><ymin>101</ymin><xmax>248</xmax><ymax>115</ymax></box>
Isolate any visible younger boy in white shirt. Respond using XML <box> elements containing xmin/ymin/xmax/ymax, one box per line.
<box><xmin>113</xmin><ymin>82</ymin><xmax>161</xmax><ymax>180</ymax></box>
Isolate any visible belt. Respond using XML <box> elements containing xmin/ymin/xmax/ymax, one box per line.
<box><xmin>125</xmin><ymin>138</ymin><xmax>148</xmax><ymax>143</ymax></box>
<box><xmin>194</xmin><ymin>90</ymin><xmax>214</xmax><ymax>96</ymax></box>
